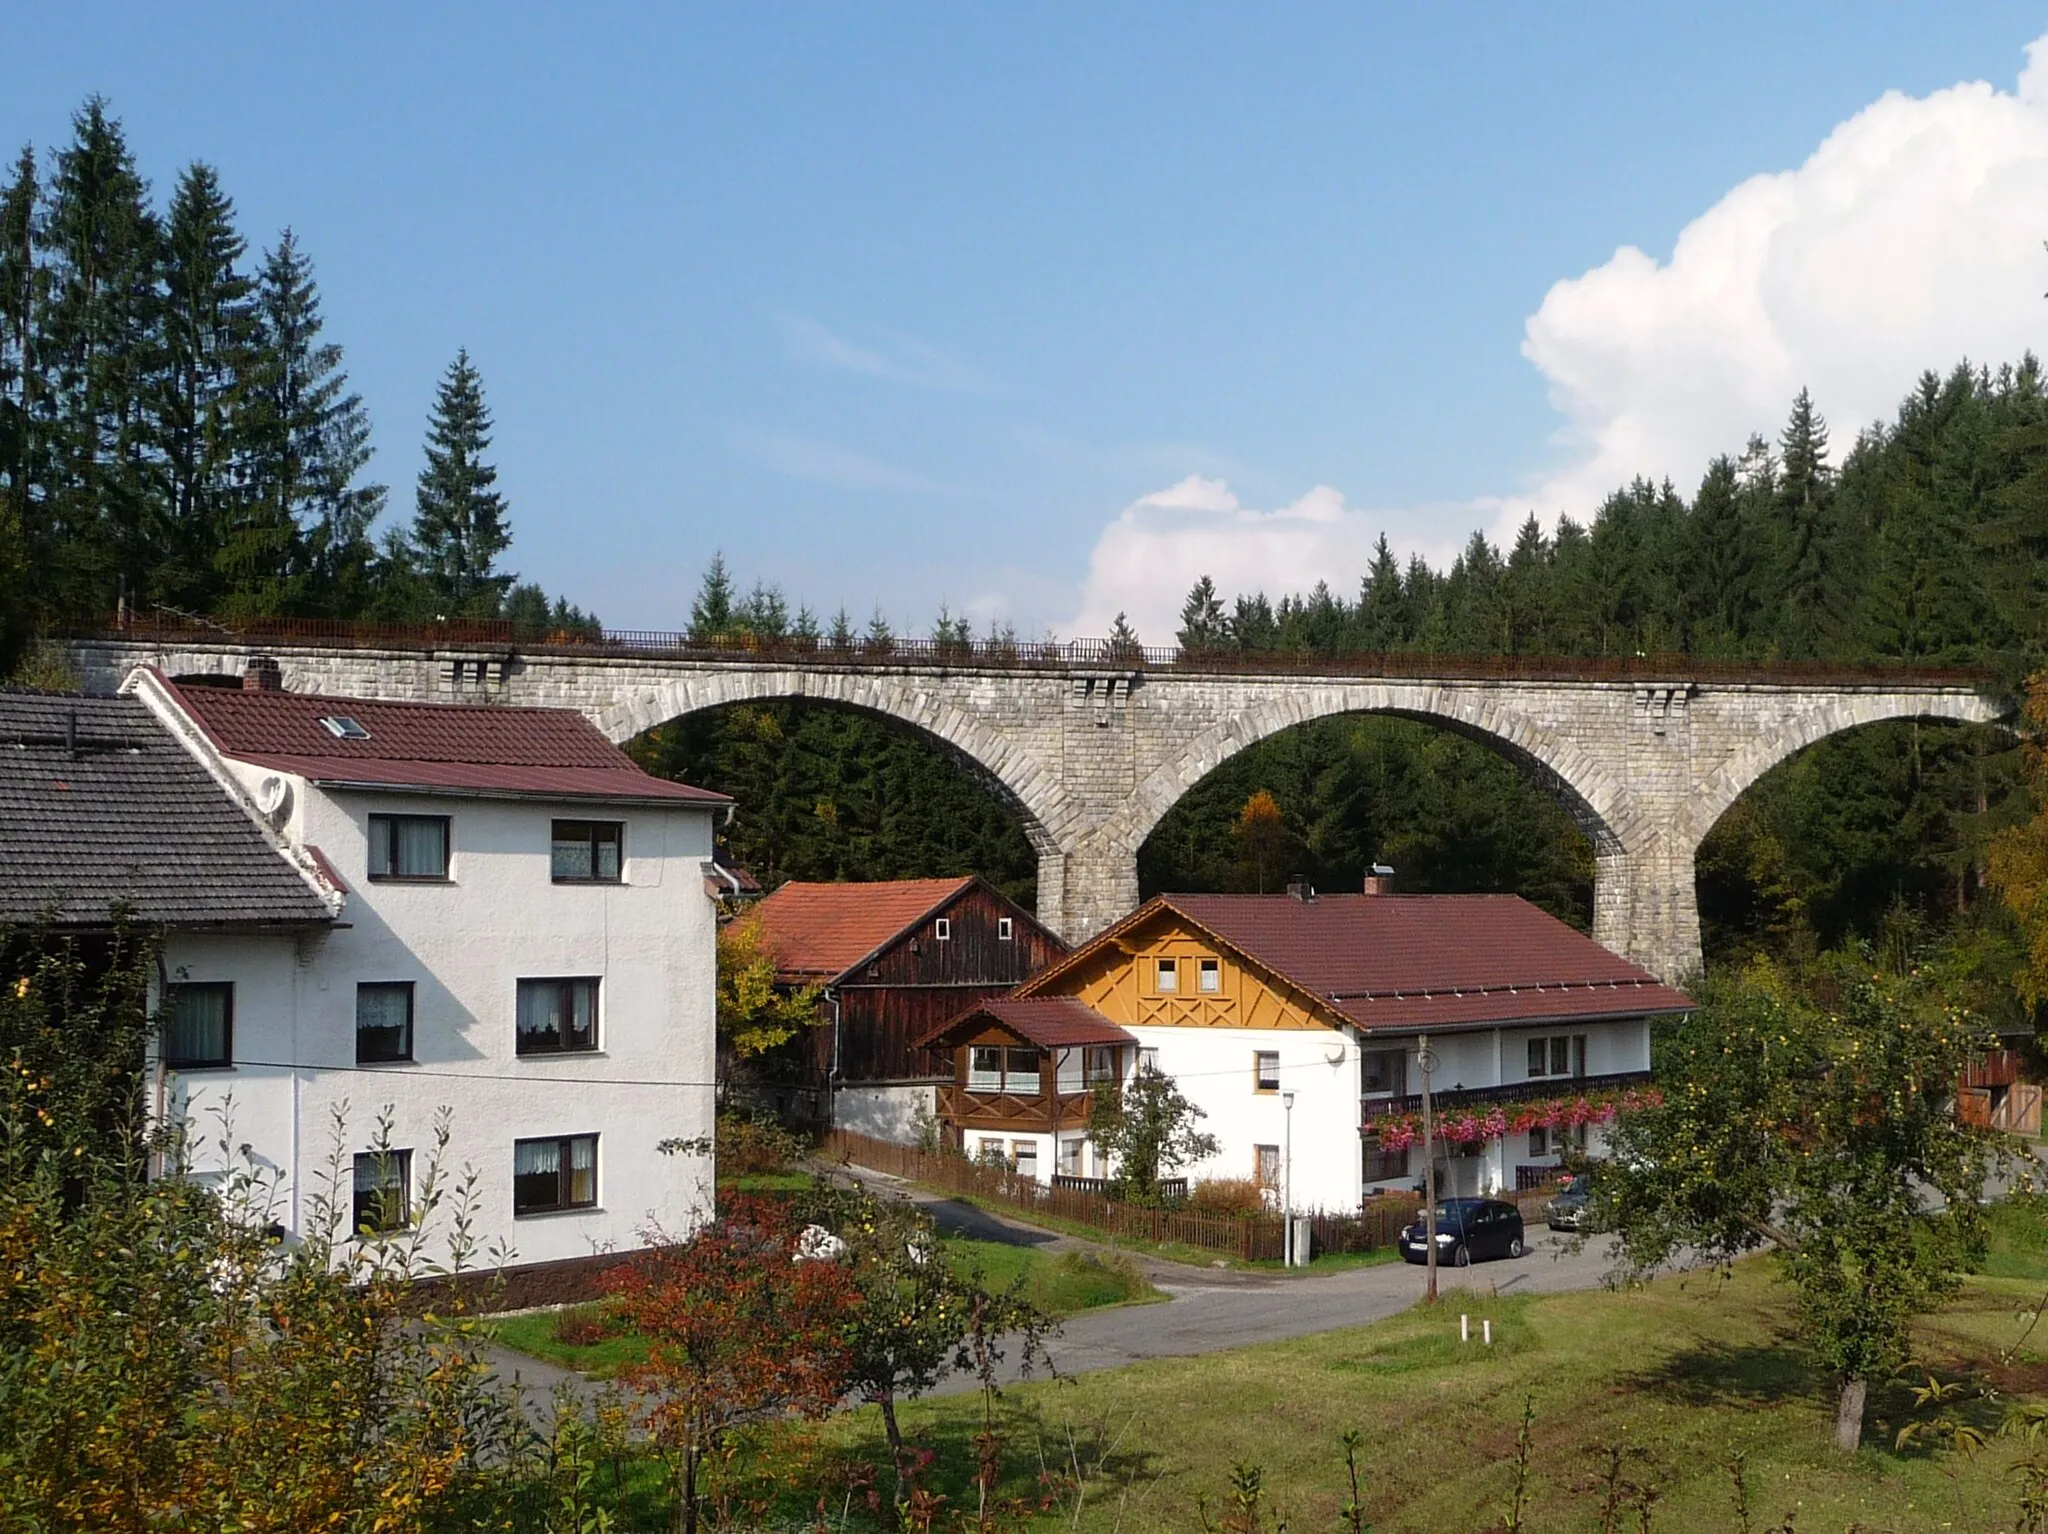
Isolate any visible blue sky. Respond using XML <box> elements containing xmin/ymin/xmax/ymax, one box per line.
<box><xmin>7</xmin><ymin>5</ymin><xmax>2048</xmax><ymax>637</ymax></box>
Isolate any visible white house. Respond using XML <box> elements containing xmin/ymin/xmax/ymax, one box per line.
<box><xmin>102</xmin><ymin>663</ymin><xmax>729</xmax><ymax>1274</ymax></box>
<box><xmin>922</xmin><ymin>885</ymin><xmax>1691</xmax><ymax>1210</ymax></box>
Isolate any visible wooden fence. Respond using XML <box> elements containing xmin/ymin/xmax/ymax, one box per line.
<box><xmin>825</xmin><ymin>1129</ymin><xmax>1430</xmax><ymax>1262</ymax></box>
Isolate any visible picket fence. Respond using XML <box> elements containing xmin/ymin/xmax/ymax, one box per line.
<box><xmin>822</xmin><ymin>1129</ymin><xmax>1419</xmax><ymax>1263</ymax></box>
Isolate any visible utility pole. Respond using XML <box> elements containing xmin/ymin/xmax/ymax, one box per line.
<box><xmin>1418</xmin><ymin>1035</ymin><xmax>1439</xmax><ymax>1304</ymax></box>
<box><xmin>1282</xmin><ymin>1089</ymin><xmax>1296</xmax><ymax>1266</ymax></box>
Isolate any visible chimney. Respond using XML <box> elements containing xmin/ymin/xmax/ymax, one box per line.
<box><xmin>1363</xmin><ymin>863</ymin><xmax>1395</xmax><ymax>896</ymax></box>
<box><xmin>1285</xmin><ymin>875</ymin><xmax>1314</xmax><ymax>902</ymax></box>
<box><xmin>243</xmin><ymin>655</ymin><xmax>282</xmax><ymax>692</ymax></box>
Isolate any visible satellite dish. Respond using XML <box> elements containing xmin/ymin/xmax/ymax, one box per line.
<box><xmin>256</xmin><ymin>775</ymin><xmax>291</xmax><ymax>821</ymax></box>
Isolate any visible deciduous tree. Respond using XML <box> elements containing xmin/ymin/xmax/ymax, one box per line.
<box><xmin>1597</xmin><ymin>962</ymin><xmax>1996</xmax><ymax>1452</ymax></box>
<box><xmin>1087</xmin><ymin>1064</ymin><xmax>1219</xmax><ymax>1205</ymax></box>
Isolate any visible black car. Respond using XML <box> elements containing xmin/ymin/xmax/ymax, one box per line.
<box><xmin>1398</xmin><ymin>1197</ymin><xmax>1526</xmax><ymax>1266</ymax></box>
<box><xmin>1544</xmin><ymin>1173</ymin><xmax>1595</xmax><ymax>1233</ymax></box>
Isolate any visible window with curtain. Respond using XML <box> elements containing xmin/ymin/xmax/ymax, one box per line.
<box><xmin>515</xmin><ymin>978</ymin><xmax>599</xmax><ymax>1054</ymax></box>
<box><xmin>550</xmin><ymin>821</ymin><xmax>623</xmax><ymax>882</ymax></box>
<box><xmin>968</xmin><ymin>1045</ymin><xmax>1004</xmax><ymax>1092</ymax></box>
<box><xmin>1004</xmin><ymin>1048</ymin><xmax>1042</xmax><ymax>1092</ymax></box>
<box><xmin>355</xmin><ymin>982</ymin><xmax>414</xmax><ymax>1063</ymax></box>
<box><xmin>368</xmin><ymin>814</ymin><xmax>450</xmax><ymax>879</ymax></box>
<box><xmin>1084</xmin><ymin>1045</ymin><xmax>1119</xmax><ymax>1085</ymax></box>
<box><xmin>163</xmin><ymin>983</ymin><xmax>231</xmax><ymax>1068</ymax></box>
<box><xmin>352</xmin><ymin>1149</ymin><xmax>412</xmax><ymax>1232</ymax></box>
<box><xmin>513</xmin><ymin>1134</ymin><xmax>598</xmax><ymax>1214</ymax></box>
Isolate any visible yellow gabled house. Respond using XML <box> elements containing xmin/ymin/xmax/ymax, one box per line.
<box><xmin>922</xmin><ymin>883</ymin><xmax>1691</xmax><ymax>1209</ymax></box>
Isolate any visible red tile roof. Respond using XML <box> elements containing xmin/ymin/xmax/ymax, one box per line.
<box><xmin>1024</xmin><ymin>892</ymin><xmax>1692</xmax><ymax>1034</ymax></box>
<box><xmin>162</xmin><ymin>676</ymin><xmax>727</xmax><ymax>805</ymax></box>
<box><xmin>753</xmin><ymin>877</ymin><xmax>976</xmax><ymax>980</ymax></box>
<box><xmin>923</xmin><ymin>996</ymin><xmax>1136</xmax><ymax>1050</ymax></box>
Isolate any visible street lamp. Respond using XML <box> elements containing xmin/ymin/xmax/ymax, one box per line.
<box><xmin>1416</xmin><ymin>1036</ymin><xmax>1439</xmax><ymax>1304</ymax></box>
<box><xmin>1281</xmin><ymin>1089</ymin><xmax>1296</xmax><ymax>1267</ymax></box>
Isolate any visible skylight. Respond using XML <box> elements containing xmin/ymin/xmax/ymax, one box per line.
<box><xmin>318</xmin><ymin>715</ymin><xmax>370</xmax><ymax>741</ymax></box>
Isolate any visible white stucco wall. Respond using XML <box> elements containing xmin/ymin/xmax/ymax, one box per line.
<box><xmin>158</xmin><ymin>773</ymin><xmax>719</xmax><ymax>1270</ymax></box>
<box><xmin>1128</xmin><ymin>1023</ymin><xmax>1363</xmax><ymax>1212</ymax></box>
<box><xmin>833</xmin><ymin>1082</ymin><xmax>937</xmax><ymax>1145</ymax></box>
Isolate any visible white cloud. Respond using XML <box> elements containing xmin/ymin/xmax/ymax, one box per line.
<box><xmin>1069</xmin><ymin>476</ymin><xmax>1462</xmax><ymax>643</ymax></box>
<box><xmin>1070</xmin><ymin>32</ymin><xmax>2048</xmax><ymax>637</ymax></box>
<box><xmin>1514</xmin><ymin>33</ymin><xmax>2048</xmax><ymax>528</ymax></box>
<box><xmin>732</xmin><ymin>427</ymin><xmax>951</xmax><ymax>493</ymax></box>
<box><xmin>771</xmin><ymin>311</ymin><xmax>997</xmax><ymax>393</ymax></box>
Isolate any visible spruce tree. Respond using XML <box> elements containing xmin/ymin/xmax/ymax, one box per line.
<box><xmin>1106</xmin><ymin>610</ymin><xmax>1141</xmax><ymax>660</ymax></box>
<box><xmin>1176</xmin><ymin>575</ymin><xmax>1227</xmax><ymax>651</ymax></box>
<box><xmin>689</xmin><ymin>552</ymin><xmax>735</xmax><ymax>637</ymax></box>
<box><xmin>1772</xmin><ymin>387</ymin><xmax>1836</xmax><ymax>656</ymax></box>
<box><xmin>1356</xmin><ymin>534</ymin><xmax>1405</xmax><ymax>650</ymax></box>
<box><xmin>409</xmin><ymin>348</ymin><xmax>511</xmax><ymax>617</ymax></box>
<box><xmin>158</xmin><ymin>162</ymin><xmax>256</xmax><ymax>610</ymax></box>
<box><xmin>39</xmin><ymin>98</ymin><xmax>163</xmax><ymax>618</ymax></box>
<box><xmin>0</xmin><ymin>146</ymin><xmax>39</xmax><ymax>588</ymax></box>
<box><xmin>241</xmin><ymin>229</ymin><xmax>384</xmax><ymax>617</ymax></box>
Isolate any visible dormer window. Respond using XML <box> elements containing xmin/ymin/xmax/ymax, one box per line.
<box><xmin>319</xmin><ymin>715</ymin><xmax>370</xmax><ymax>740</ymax></box>
<box><xmin>934</xmin><ymin>918</ymin><xmax>951</xmax><ymax>941</ymax></box>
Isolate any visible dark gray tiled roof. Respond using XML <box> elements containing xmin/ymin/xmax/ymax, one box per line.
<box><xmin>0</xmin><ymin>691</ymin><xmax>333</xmax><ymax>929</ymax></box>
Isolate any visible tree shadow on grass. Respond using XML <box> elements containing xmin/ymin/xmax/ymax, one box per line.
<box><xmin>1620</xmin><ymin>1336</ymin><xmax>1824</xmax><ymax>1411</ymax></box>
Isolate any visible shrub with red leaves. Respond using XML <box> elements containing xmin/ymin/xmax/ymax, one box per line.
<box><xmin>607</xmin><ymin>1194</ymin><xmax>859</xmax><ymax>1534</ymax></box>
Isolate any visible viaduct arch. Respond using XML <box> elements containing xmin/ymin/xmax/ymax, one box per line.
<box><xmin>65</xmin><ymin>634</ymin><xmax>2008</xmax><ymax>982</ymax></box>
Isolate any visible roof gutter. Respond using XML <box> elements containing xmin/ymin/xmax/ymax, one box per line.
<box><xmin>309</xmin><ymin>778</ymin><xmax>730</xmax><ymax>807</ymax></box>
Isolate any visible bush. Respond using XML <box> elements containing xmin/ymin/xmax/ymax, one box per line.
<box><xmin>551</xmin><ymin>1303</ymin><xmax>618</xmax><ymax>1346</ymax></box>
<box><xmin>1188</xmin><ymin>1176</ymin><xmax>1267</xmax><ymax>1217</ymax></box>
<box><xmin>716</xmin><ymin>1112</ymin><xmax>809</xmax><ymax>1176</ymax></box>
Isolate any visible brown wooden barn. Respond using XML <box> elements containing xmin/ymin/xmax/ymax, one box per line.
<box><xmin>751</xmin><ymin>876</ymin><xmax>1068</xmax><ymax>1139</ymax></box>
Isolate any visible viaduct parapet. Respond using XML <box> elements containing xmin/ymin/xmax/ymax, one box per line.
<box><xmin>65</xmin><ymin>634</ymin><xmax>2008</xmax><ymax>983</ymax></box>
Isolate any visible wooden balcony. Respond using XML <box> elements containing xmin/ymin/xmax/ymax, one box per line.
<box><xmin>939</xmin><ymin>1083</ymin><xmax>1099</xmax><ymax>1133</ymax></box>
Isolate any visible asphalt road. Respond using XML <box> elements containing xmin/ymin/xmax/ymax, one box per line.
<box><xmin>837</xmin><ymin>1168</ymin><xmax>1622</xmax><ymax>1395</ymax></box>
<box><xmin>483</xmin><ymin>1169</ymin><xmax>1624</xmax><ymax>1407</ymax></box>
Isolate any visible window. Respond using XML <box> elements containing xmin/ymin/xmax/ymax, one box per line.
<box><xmin>1137</xmin><ymin>1047</ymin><xmax>1160</xmax><ymax>1075</ymax></box>
<box><xmin>1254</xmin><ymin>1144</ymin><xmax>1281</xmax><ymax>1188</ymax></box>
<box><xmin>1362</xmin><ymin>1136</ymin><xmax>1410</xmax><ymax>1182</ymax></box>
<box><xmin>1155</xmin><ymin>957</ymin><xmax>1178</xmax><ymax>993</ymax></box>
<box><xmin>997</xmin><ymin>917</ymin><xmax>1014</xmax><ymax>942</ymax></box>
<box><xmin>319</xmin><ymin>715</ymin><xmax>370</xmax><ymax>740</ymax></box>
<box><xmin>1253</xmin><ymin>1049</ymin><xmax>1281</xmax><ymax>1093</ymax></box>
<box><xmin>352</xmin><ymin>1149</ymin><xmax>412</xmax><ymax>1232</ymax></box>
<box><xmin>1083</xmin><ymin>1044</ymin><xmax>1120</xmax><ymax>1085</ymax></box>
<box><xmin>1198</xmin><ymin>957</ymin><xmax>1221</xmax><ymax>993</ymax></box>
<box><xmin>516</xmin><ymin>978</ymin><xmax>599</xmax><ymax>1054</ymax></box>
<box><xmin>368</xmin><ymin>814</ymin><xmax>449</xmax><ymax>880</ymax></box>
<box><xmin>1527</xmin><ymin>1033</ymin><xmax>1589</xmax><ymax>1079</ymax></box>
<box><xmin>1058</xmin><ymin>1137</ymin><xmax>1084</xmax><ymax>1176</ymax></box>
<box><xmin>966</xmin><ymin>1045</ymin><xmax>1041</xmax><ymax>1094</ymax></box>
<box><xmin>1011</xmin><ymin>1140</ymin><xmax>1038</xmax><ymax>1179</ymax></box>
<box><xmin>1532</xmin><ymin>1122</ymin><xmax>1586</xmax><ymax>1157</ymax></box>
<box><xmin>969</xmin><ymin>1045</ymin><xmax>1004</xmax><ymax>1092</ymax></box>
<box><xmin>355</xmin><ymin>982</ymin><xmax>414</xmax><ymax>1063</ymax></box>
<box><xmin>163</xmin><ymin>982</ymin><xmax>232</xmax><ymax>1068</ymax></box>
<box><xmin>1005</xmin><ymin>1047</ymin><xmax>1041</xmax><ymax>1092</ymax></box>
<box><xmin>513</xmin><ymin>1134</ymin><xmax>597</xmax><ymax>1215</ymax></box>
<box><xmin>551</xmin><ymin>820</ymin><xmax>622</xmax><ymax>883</ymax></box>
<box><xmin>934</xmin><ymin>918</ymin><xmax>951</xmax><ymax>941</ymax></box>
<box><xmin>1360</xmin><ymin>1048</ymin><xmax>1407</xmax><ymax>1098</ymax></box>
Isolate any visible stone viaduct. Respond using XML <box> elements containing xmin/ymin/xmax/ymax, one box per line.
<box><xmin>66</xmin><ymin>633</ymin><xmax>2008</xmax><ymax>983</ymax></box>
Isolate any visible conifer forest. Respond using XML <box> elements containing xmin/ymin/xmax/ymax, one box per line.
<box><xmin>3</xmin><ymin>98</ymin><xmax>2044</xmax><ymax>981</ymax></box>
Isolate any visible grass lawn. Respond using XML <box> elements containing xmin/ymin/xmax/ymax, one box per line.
<box><xmin>491</xmin><ymin>1236</ymin><xmax>1157</xmax><ymax>1379</ymax></box>
<box><xmin>832</xmin><ymin>1218</ymin><xmax>2048</xmax><ymax>1532</ymax></box>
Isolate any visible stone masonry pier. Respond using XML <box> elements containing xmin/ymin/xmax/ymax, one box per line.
<box><xmin>65</xmin><ymin>633</ymin><xmax>2009</xmax><ymax>982</ymax></box>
